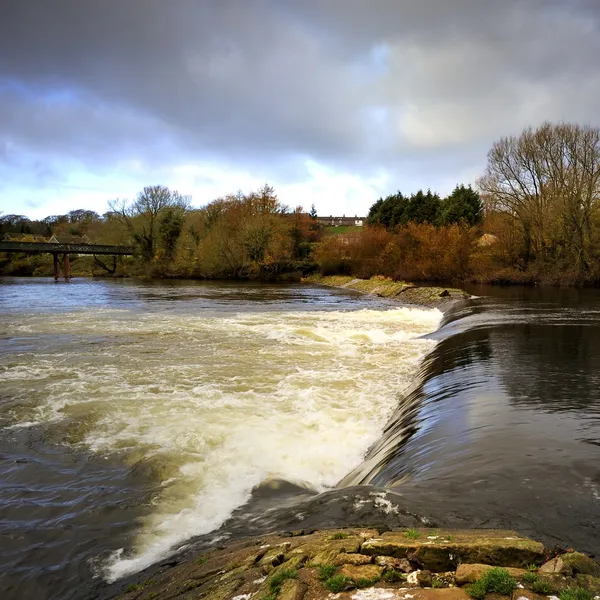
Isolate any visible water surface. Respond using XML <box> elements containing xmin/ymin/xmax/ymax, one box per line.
<box><xmin>1</xmin><ymin>279</ymin><xmax>600</xmax><ymax>600</ymax></box>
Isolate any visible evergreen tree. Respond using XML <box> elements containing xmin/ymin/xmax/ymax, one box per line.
<box><xmin>440</xmin><ymin>184</ymin><xmax>483</xmax><ymax>226</ymax></box>
<box><xmin>405</xmin><ymin>189</ymin><xmax>441</xmax><ymax>225</ymax></box>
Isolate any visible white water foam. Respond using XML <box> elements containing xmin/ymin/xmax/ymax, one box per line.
<box><xmin>1</xmin><ymin>304</ymin><xmax>441</xmax><ymax>581</ymax></box>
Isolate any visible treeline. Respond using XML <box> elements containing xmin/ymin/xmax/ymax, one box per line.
<box><xmin>367</xmin><ymin>185</ymin><xmax>482</xmax><ymax>228</ymax></box>
<box><xmin>317</xmin><ymin>122</ymin><xmax>600</xmax><ymax>286</ymax></box>
<box><xmin>0</xmin><ymin>185</ymin><xmax>322</xmax><ymax>279</ymax></box>
<box><xmin>3</xmin><ymin>121</ymin><xmax>600</xmax><ymax>285</ymax></box>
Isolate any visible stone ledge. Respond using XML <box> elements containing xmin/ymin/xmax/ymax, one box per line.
<box><xmin>108</xmin><ymin>528</ymin><xmax>599</xmax><ymax>600</ymax></box>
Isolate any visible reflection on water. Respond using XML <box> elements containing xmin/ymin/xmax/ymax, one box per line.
<box><xmin>340</xmin><ymin>285</ymin><xmax>600</xmax><ymax>555</ymax></box>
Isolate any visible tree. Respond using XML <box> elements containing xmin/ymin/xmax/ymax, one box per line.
<box><xmin>478</xmin><ymin>122</ymin><xmax>600</xmax><ymax>273</ymax></box>
<box><xmin>309</xmin><ymin>204</ymin><xmax>318</xmax><ymax>219</ymax></box>
<box><xmin>109</xmin><ymin>185</ymin><xmax>190</xmax><ymax>264</ymax></box>
<box><xmin>405</xmin><ymin>189</ymin><xmax>441</xmax><ymax>225</ymax></box>
<box><xmin>366</xmin><ymin>192</ymin><xmax>409</xmax><ymax>228</ymax></box>
<box><xmin>440</xmin><ymin>185</ymin><xmax>483</xmax><ymax>226</ymax></box>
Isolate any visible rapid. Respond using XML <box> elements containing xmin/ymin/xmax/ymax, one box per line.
<box><xmin>0</xmin><ymin>279</ymin><xmax>440</xmax><ymax>597</ymax></box>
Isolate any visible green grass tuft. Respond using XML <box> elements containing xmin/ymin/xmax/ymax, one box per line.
<box><xmin>196</xmin><ymin>554</ymin><xmax>209</xmax><ymax>565</ymax></box>
<box><xmin>467</xmin><ymin>567</ymin><xmax>517</xmax><ymax>598</ymax></box>
<box><xmin>269</xmin><ymin>568</ymin><xmax>297</xmax><ymax>596</ymax></box>
<box><xmin>559</xmin><ymin>588</ymin><xmax>595</xmax><ymax>600</ymax></box>
<box><xmin>522</xmin><ymin>572</ymin><xmax>554</xmax><ymax>594</ymax></box>
<box><xmin>355</xmin><ymin>576</ymin><xmax>381</xmax><ymax>588</ymax></box>
<box><xmin>527</xmin><ymin>563</ymin><xmax>539</xmax><ymax>572</ymax></box>
<box><xmin>404</xmin><ymin>528</ymin><xmax>421</xmax><ymax>540</ymax></box>
<box><xmin>328</xmin><ymin>532</ymin><xmax>349</xmax><ymax>540</ymax></box>
<box><xmin>432</xmin><ymin>578</ymin><xmax>445</xmax><ymax>588</ymax></box>
<box><xmin>324</xmin><ymin>574</ymin><xmax>352</xmax><ymax>593</ymax></box>
<box><xmin>531</xmin><ymin>578</ymin><xmax>554</xmax><ymax>594</ymax></box>
<box><xmin>382</xmin><ymin>569</ymin><xmax>406</xmax><ymax>583</ymax></box>
<box><xmin>522</xmin><ymin>572</ymin><xmax>538</xmax><ymax>585</ymax></box>
<box><xmin>318</xmin><ymin>564</ymin><xmax>337</xmax><ymax>581</ymax></box>
<box><xmin>467</xmin><ymin>580</ymin><xmax>488</xmax><ymax>599</ymax></box>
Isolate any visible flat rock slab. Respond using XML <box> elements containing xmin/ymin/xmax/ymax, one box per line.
<box><xmin>455</xmin><ymin>564</ymin><xmax>526</xmax><ymax>585</ymax></box>
<box><xmin>362</xmin><ymin>530</ymin><xmax>544</xmax><ymax>571</ymax></box>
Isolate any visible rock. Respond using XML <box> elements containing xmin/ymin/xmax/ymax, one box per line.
<box><xmin>439</xmin><ymin>290</ymin><xmax>450</xmax><ymax>297</ymax></box>
<box><xmin>278</xmin><ymin>578</ymin><xmax>307</xmax><ymax>600</ymax></box>
<box><xmin>375</xmin><ymin>556</ymin><xmax>413</xmax><ymax>572</ymax></box>
<box><xmin>574</xmin><ymin>574</ymin><xmax>600</xmax><ymax>594</ymax></box>
<box><xmin>455</xmin><ymin>564</ymin><xmax>526</xmax><ymax>585</ymax></box>
<box><xmin>258</xmin><ymin>549</ymin><xmax>285</xmax><ymax>571</ymax></box>
<box><xmin>418</xmin><ymin>570</ymin><xmax>433</xmax><ymax>587</ymax></box>
<box><xmin>539</xmin><ymin>557</ymin><xmax>564</xmax><ymax>575</ymax></box>
<box><xmin>511</xmin><ymin>590</ymin><xmax>548</xmax><ymax>600</ymax></box>
<box><xmin>335</xmin><ymin>553</ymin><xmax>373</xmax><ymax>566</ymax></box>
<box><xmin>361</xmin><ymin>530</ymin><xmax>544</xmax><ymax>572</ymax></box>
<box><xmin>338</xmin><ymin>563</ymin><xmax>384</xmax><ymax>581</ymax></box>
<box><xmin>561</xmin><ymin>552</ymin><xmax>600</xmax><ymax>577</ymax></box>
<box><xmin>334</xmin><ymin>588</ymin><xmax>472</xmax><ymax>600</ymax></box>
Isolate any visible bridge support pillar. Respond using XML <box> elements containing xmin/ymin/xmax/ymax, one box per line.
<box><xmin>53</xmin><ymin>253</ymin><xmax>59</xmax><ymax>281</ymax></box>
<box><xmin>63</xmin><ymin>253</ymin><xmax>71</xmax><ymax>281</ymax></box>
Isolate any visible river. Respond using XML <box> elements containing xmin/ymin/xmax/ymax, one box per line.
<box><xmin>0</xmin><ymin>278</ymin><xmax>599</xmax><ymax>599</ymax></box>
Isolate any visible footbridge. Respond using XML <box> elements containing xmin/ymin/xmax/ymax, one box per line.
<box><xmin>0</xmin><ymin>241</ymin><xmax>135</xmax><ymax>280</ymax></box>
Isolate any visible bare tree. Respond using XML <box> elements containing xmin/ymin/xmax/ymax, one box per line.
<box><xmin>478</xmin><ymin>122</ymin><xmax>600</xmax><ymax>273</ymax></box>
<box><xmin>109</xmin><ymin>185</ymin><xmax>190</xmax><ymax>264</ymax></box>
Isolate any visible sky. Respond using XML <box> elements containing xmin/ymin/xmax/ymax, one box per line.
<box><xmin>1</xmin><ymin>0</ymin><xmax>600</xmax><ymax>220</ymax></box>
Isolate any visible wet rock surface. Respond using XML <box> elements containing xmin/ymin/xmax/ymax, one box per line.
<box><xmin>303</xmin><ymin>275</ymin><xmax>469</xmax><ymax>308</ymax></box>
<box><xmin>101</xmin><ymin>528</ymin><xmax>600</xmax><ymax>600</ymax></box>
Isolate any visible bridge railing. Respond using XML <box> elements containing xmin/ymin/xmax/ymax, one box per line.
<box><xmin>0</xmin><ymin>242</ymin><xmax>136</xmax><ymax>255</ymax></box>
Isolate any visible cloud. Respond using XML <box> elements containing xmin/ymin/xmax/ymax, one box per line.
<box><xmin>1</xmin><ymin>0</ymin><xmax>600</xmax><ymax>217</ymax></box>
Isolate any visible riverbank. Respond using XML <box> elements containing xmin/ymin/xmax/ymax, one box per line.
<box><xmin>303</xmin><ymin>274</ymin><xmax>470</xmax><ymax>308</ymax></box>
<box><xmin>105</xmin><ymin>527</ymin><xmax>600</xmax><ymax>600</ymax></box>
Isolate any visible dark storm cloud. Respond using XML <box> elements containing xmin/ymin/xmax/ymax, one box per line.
<box><xmin>1</xmin><ymin>0</ymin><xmax>600</xmax><ymax>179</ymax></box>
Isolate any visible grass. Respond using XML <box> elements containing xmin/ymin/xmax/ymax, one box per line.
<box><xmin>125</xmin><ymin>584</ymin><xmax>142</xmax><ymax>593</ymax></box>
<box><xmin>522</xmin><ymin>572</ymin><xmax>554</xmax><ymax>594</ymax></box>
<box><xmin>356</xmin><ymin>576</ymin><xmax>381</xmax><ymax>588</ymax></box>
<box><xmin>382</xmin><ymin>569</ymin><xmax>406</xmax><ymax>583</ymax></box>
<box><xmin>318</xmin><ymin>564</ymin><xmax>337</xmax><ymax>581</ymax></box>
<box><xmin>269</xmin><ymin>568</ymin><xmax>297</xmax><ymax>596</ymax></box>
<box><xmin>527</xmin><ymin>563</ymin><xmax>539</xmax><ymax>572</ymax></box>
<box><xmin>432</xmin><ymin>577</ymin><xmax>445</xmax><ymax>588</ymax></box>
<box><xmin>522</xmin><ymin>572</ymin><xmax>538</xmax><ymax>585</ymax></box>
<box><xmin>446</xmin><ymin>534</ymin><xmax>455</xmax><ymax>541</ymax></box>
<box><xmin>467</xmin><ymin>568</ymin><xmax>518</xmax><ymax>599</ymax></box>
<box><xmin>559</xmin><ymin>589</ymin><xmax>595</xmax><ymax>600</ymax></box>
<box><xmin>404</xmin><ymin>528</ymin><xmax>422</xmax><ymax>540</ymax></box>
<box><xmin>530</xmin><ymin>578</ymin><xmax>555</xmax><ymax>594</ymax></box>
<box><xmin>328</xmin><ymin>532</ymin><xmax>348</xmax><ymax>540</ymax></box>
<box><xmin>324</xmin><ymin>574</ymin><xmax>351</xmax><ymax>593</ymax></box>
<box><xmin>196</xmin><ymin>554</ymin><xmax>209</xmax><ymax>565</ymax></box>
